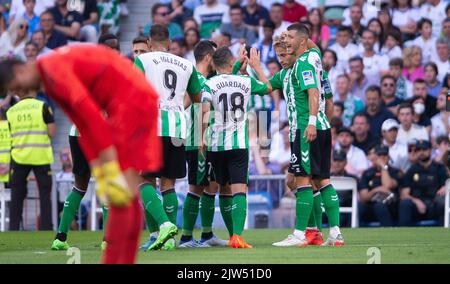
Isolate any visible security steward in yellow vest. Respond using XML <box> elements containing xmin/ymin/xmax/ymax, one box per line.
<box><xmin>0</xmin><ymin>113</ymin><xmax>11</xmax><ymax>184</ymax></box>
<box><xmin>6</xmin><ymin>93</ymin><xmax>56</xmax><ymax>230</ymax></box>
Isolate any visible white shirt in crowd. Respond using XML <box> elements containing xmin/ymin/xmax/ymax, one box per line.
<box><xmin>329</xmin><ymin>42</ymin><xmax>359</xmax><ymax>74</ymax></box>
<box><xmin>396</xmin><ymin>123</ymin><xmax>429</xmax><ymax>145</ymax></box>
<box><xmin>380</xmin><ymin>45</ymin><xmax>403</xmax><ymax>60</ymax></box>
<box><xmin>431</xmin><ymin>113</ymin><xmax>450</xmax><ymax>140</ymax></box>
<box><xmin>391</xmin><ymin>7</ymin><xmax>420</xmax><ymax>29</ymax></box>
<box><xmin>430</xmin><ymin>52</ymin><xmax>450</xmax><ymax>82</ymax></box>
<box><xmin>335</xmin><ymin>143</ymin><xmax>370</xmax><ymax>178</ymax></box>
<box><xmin>9</xmin><ymin>0</ymin><xmax>54</xmax><ymax>19</ymax></box>
<box><xmin>259</xmin><ymin>21</ymin><xmax>290</xmax><ymax>41</ymax></box>
<box><xmin>419</xmin><ymin>0</ymin><xmax>447</xmax><ymax>38</ymax></box>
<box><xmin>342</xmin><ymin>3</ymin><xmax>378</xmax><ymax>26</ymax></box>
<box><xmin>0</xmin><ymin>32</ymin><xmax>26</xmax><ymax>60</ymax></box>
<box><xmin>383</xmin><ymin>139</ymin><xmax>410</xmax><ymax>173</ymax></box>
<box><xmin>404</xmin><ymin>36</ymin><xmax>437</xmax><ymax>65</ymax></box>
<box><xmin>359</xmin><ymin>52</ymin><xmax>389</xmax><ymax>84</ymax></box>
<box><xmin>268</xmin><ymin>132</ymin><xmax>291</xmax><ymax>166</ymax></box>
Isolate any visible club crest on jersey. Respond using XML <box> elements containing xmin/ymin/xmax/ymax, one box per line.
<box><xmin>302</xmin><ymin>70</ymin><xmax>314</xmax><ymax>86</ymax></box>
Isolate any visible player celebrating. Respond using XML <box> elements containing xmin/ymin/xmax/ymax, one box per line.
<box><xmin>134</xmin><ymin>24</ymin><xmax>202</xmax><ymax>251</ymax></box>
<box><xmin>0</xmin><ymin>44</ymin><xmax>162</xmax><ymax>264</ymax></box>
<box><xmin>202</xmin><ymin>47</ymin><xmax>272</xmax><ymax>248</ymax></box>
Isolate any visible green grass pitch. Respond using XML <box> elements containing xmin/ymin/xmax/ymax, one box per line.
<box><xmin>0</xmin><ymin>228</ymin><xmax>449</xmax><ymax>264</ymax></box>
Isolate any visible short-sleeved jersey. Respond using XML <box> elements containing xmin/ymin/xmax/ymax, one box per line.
<box><xmin>135</xmin><ymin>51</ymin><xmax>202</xmax><ymax>139</ymax></box>
<box><xmin>290</xmin><ymin>48</ymin><xmax>331</xmax><ymax>130</ymax></box>
<box><xmin>185</xmin><ymin>71</ymin><xmax>207</xmax><ymax>150</ymax></box>
<box><xmin>202</xmin><ymin>74</ymin><xmax>268</xmax><ymax>151</ymax></box>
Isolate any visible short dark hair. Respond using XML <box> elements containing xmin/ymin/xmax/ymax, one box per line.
<box><xmin>194</xmin><ymin>40</ymin><xmax>217</xmax><ymax>62</ymax></box>
<box><xmin>212</xmin><ymin>47</ymin><xmax>233</xmax><ymax>69</ymax></box>
<box><xmin>151</xmin><ymin>3</ymin><xmax>168</xmax><ymax>17</ymax></box>
<box><xmin>229</xmin><ymin>4</ymin><xmax>243</xmax><ymax>13</ymax></box>
<box><xmin>25</xmin><ymin>41</ymin><xmax>38</xmax><ymax>49</ymax></box>
<box><xmin>98</xmin><ymin>33</ymin><xmax>118</xmax><ymax>44</ymax></box>
<box><xmin>362</xmin><ymin>28</ymin><xmax>377</xmax><ymax>38</ymax></box>
<box><xmin>398</xmin><ymin>102</ymin><xmax>414</xmax><ymax>114</ymax></box>
<box><xmin>414</xmin><ymin>78</ymin><xmax>426</xmax><ymax>85</ymax></box>
<box><xmin>323</xmin><ymin>49</ymin><xmax>337</xmax><ymax>66</ymax></box>
<box><xmin>171</xmin><ymin>38</ymin><xmax>187</xmax><ymax>48</ymax></box>
<box><xmin>271</xmin><ymin>3</ymin><xmax>283</xmax><ymax>9</ymax></box>
<box><xmin>337</xmin><ymin>25</ymin><xmax>353</xmax><ymax>35</ymax></box>
<box><xmin>287</xmin><ymin>23</ymin><xmax>310</xmax><ymax>37</ymax></box>
<box><xmin>349</xmin><ymin>56</ymin><xmax>363</xmax><ymax>64</ymax></box>
<box><xmin>266</xmin><ymin>59</ymin><xmax>281</xmax><ymax>70</ymax></box>
<box><xmin>221</xmin><ymin>32</ymin><xmax>232</xmax><ymax>41</ymax></box>
<box><xmin>0</xmin><ymin>59</ymin><xmax>23</xmax><ymax>94</ymax></box>
<box><xmin>418</xmin><ymin>18</ymin><xmax>433</xmax><ymax>30</ymax></box>
<box><xmin>149</xmin><ymin>24</ymin><xmax>169</xmax><ymax>42</ymax></box>
<box><xmin>389</xmin><ymin>57</ymin><xmax>404</xmax><ymax>68</ymax></box>
<box><xmin>366</xmin><ymin>85</ymin><xmax>381</xmax><ymax>96</ymax></box>
<box><xmin>351</xmin><ymin>112</ymin><xmax>369</xmax><ymax>126</ymax></box>
<box><xmin>334</xmin><ymin>101</ymin><xmax>344</xmax><ymax>112</ymax></box>
<box><xmin>263</xmin><ymin>20</ymin><xmax>275</xmax><ymax>30</ymax></box>
<box><xmin>132</xmin><ymin>36</ymin><xmax>148</xmax><ymax>45</ymax></box>
<box><xmin>381</xmin><ymin>74</ymin><xmax>396</xmax><ymax>84</ymax></box>
<box><xmin>424</xmin><ymin>62</ymin><xmax>439</xmax><ymax>75</ymax></box>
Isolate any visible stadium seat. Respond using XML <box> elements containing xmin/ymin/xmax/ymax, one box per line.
<box><xmin>330</xmin><ymin>176</ymin><xmax>359</xmax><ymax>228</ymax></box>
<box><xmin>0</xmin><ymin>184</ymin><xmax>11</xmax><ymax>232</ymax></box>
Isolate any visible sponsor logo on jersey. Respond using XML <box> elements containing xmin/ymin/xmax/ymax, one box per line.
<box><xmin>290</xmin><ymin>154</ymin><xmax>298</xmax><ymax>163</ymax></box>
<box><xmin>302</xmin><ymin>70</ymin><xmax>314</xmax><ymax>86</ymax></box>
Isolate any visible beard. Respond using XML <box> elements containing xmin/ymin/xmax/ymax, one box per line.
<box><xmin>420</xmin><ymin>155</ymin><xmax>431</xmax><ymax>163</ymax></box>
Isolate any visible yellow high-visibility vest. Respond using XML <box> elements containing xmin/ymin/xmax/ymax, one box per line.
<box><xmin>0</xmin><ymin>120</ymin><xmax>11</xmax><ymax>182</ymax></box>
<box><xmin>6</xmin><ymin>98</ymin><xmax>54</xmax><ymax>165</ymax></box>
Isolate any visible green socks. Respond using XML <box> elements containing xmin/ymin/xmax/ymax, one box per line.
<box><xmin>295</xmin><ymin>186</ymin><xmax>314</xmax><ymax>231</ymax></box>
<box><xmin>200</xmin><ymin>192</ymin><xmax>216</xmax><ymax>234</ymax></box>
<box><xmin>102</xmin><ymin>205</ymin><xmax>108</xmax><ymax>232</ymax></box>
<box><xmin>313</xmin><ymin>191</ymin><xmax>323</xmax><ymax>231</ymax></box>
<box><xmin>182</xmin><ymin>192</ymin><xmax>200</xmax><ymax>237</ymax></box>
<box><xmin>231</xmin><ymin>193</ymin><xmax>247</xmax><ymax>236</ymax></box>
<box><xmin>162</xmin><ymin>188</ymin><xmax>178</xmax><ymax>225</ymax></box>
<box><xmin>220</xmin><ymin>195</ymin><xmax>233</xmax><ymax>236</ymax></box>
<box><xmin>320</xmin><ymin>184</ymin><xmax>340</xmax><ymax>227</ymax></box>
<box><xmin>57</xmin><ymin>187</ymin><xmax>85</xmax><ymax>235</ymax></box>
<box><xmin>140</xmin><ymin>183</ymin><xmax>170</xmax><ymax>229</ymax></box>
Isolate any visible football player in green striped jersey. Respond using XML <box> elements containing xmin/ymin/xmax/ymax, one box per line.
<box><xmin>280</xmin><ymin>23</ymin><xmax>344</xmax><ymax>247</ymax></box>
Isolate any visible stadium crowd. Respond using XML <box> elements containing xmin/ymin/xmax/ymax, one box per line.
<box><xmin>0</xmin><ymin>0</ymin><xmax>449</xmax><ymax>229</ymax></box>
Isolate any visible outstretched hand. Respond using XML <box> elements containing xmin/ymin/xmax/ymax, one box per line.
<box><xmin>237</xmin><ymin>44</ymin><xmax>248</xmax><ymax>63</ymax></box>
<box><xmin>248</xmin><ymin>47</ymin><xmax>261</xmax><ymax>69</ymax></box>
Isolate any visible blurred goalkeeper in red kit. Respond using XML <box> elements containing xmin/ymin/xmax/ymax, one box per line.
<box><xmin>0</xmin><ymin>45</ymin><xmax>162</xmax><ymax>264</ymax></box>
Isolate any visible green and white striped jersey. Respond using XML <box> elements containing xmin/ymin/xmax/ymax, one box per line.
<box><xmin>202</xmin><ymin>74</ymin><xmax>268</xmax><ymax>151</ymax></box>
<box><xmin>135</xmin><ymin>51</ymin><xmax>202</xmax><ymax>139</ymax></box>
<box><xmin>185</xmin><ymin>71</ymin><xmax>207</xmax><ymax>150</ymax></box>
<box><xmin>290</xmin><ymin>48</ymin><xmax>331</xmax><ymax>130</ymax></box>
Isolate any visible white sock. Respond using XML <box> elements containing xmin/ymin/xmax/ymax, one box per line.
<box><xmin>330</xmin><ymin>226</ymin><xmax>341</xmax><ymax>238</ymax></box>
<box><xmin>306</xmin><ymin>226</ymin><xmax>317</xmax><ymax>230</ymax></box>
<box><xmin>293</xmin><ymin>230</ymin><xmax>305</xmax><ymax>239</ymax></box>
<box><xmin>150</xmin><ymin>231</ymin><xmax>159</xmax><ymax>238</ymax></box>
<box><xmin>161</xmin><ymin>221</ymin><xmax>172</xmax><ymax>228</ymax></box>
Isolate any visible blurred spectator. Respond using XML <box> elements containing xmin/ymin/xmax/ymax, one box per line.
<box><xmin>391</xmin><ymin>0</ymin><xmax>419</xmax><ymax>42</ymax></box>
<box><xmin>243</xmin><ymin>0</ymin><xmax>269</xmax><ymax>32</ymax></box>
<box><xmin>362</xmin><ymin>85</ymin><xmax>396</xmax><ymax>138</ymax></box>
<box><xmin>119</xmin><ymin>0</ymin><xmax>128</xmax><ymax>17</ymax></box>
<box><xmin>143</xmin><ymin>3</ymin><xmax>183</xmax><ymax>39</ymax></box>
<box><xmin>98</xmin><ymin>32</ymin><xmax>119</xmax><ymax>51</ymax></box>
<box><xmin>381</xmin><ymin>29</ymin><xmax>403</xmax><ymax>60</ymax></box>
<box><xmin>253</xmin><ymin>20</ymin><xmax>277</xmax><ymax>66</ymax></box>
<box><xmin>0</xmin><ymin>8</ymin><xmax>5</xmax><ymax>35</ymax></box>
<box><xmin>442</xmin><ymin>17</ymin><xmax>450</xmax><ymax>40</ymax></box>
<box><xmin>308</xmin><ymin>8</ymin><xmax>330</xmax><ymax>50</ymax></box>
<box><xmin>359</xmin><ymin>144</ymin><xmax>399</xmax><ymax>227</ymax></box>
<box><xmin>168</xmin><ymin>0</ymin><xmax>193</xmax><ymax>27</ymax></box>
<box><xmin>430</xmin><ymin>37</ymin><xmax>450</xmax><ymax>83</ymax></box>
<box><xmin>184</xmin><ymin>28</ymin><xmax>199</xmax><ymax>64</ymax></box>
<box><xmin>329</xmin><ymin>25</ymin><xmax>358</xmax><ymax>75</ymax></box>
<box><xmin>0</xmin><ymin>18</ymin><xmax>28</xmax><ymax>60</ymax></box>
<box><xmin>169</xmin><ymin>37</ymin><xmax>187</xmax><ymax>57</ymax></box>
<box><xmin>431</xmin><ymin>88</ymin><xmax>450</xmax><ymax>142</ymax></box>
<box><xmin>194</xmin><ymin>0</ymin><xmax>230</xmax><ymax>39</ymax></box>
<box><xmin>268</xmin><ymin>124</ymin><xmax>290</xmax><ymax>173</ymax></box>
<box><xmin>378</xmin><ymin>7</ymin><xmax>399</xmax><ymax>40</ymax></box>
<box><xmin>359</xmin><ymin>29</ymin><xmax>390</xmax><ymax>84</ymax></box>
<box><xmin>397</xmin><ymin>103</ymin><xmax>429</xmax><ymax>145</ymax></box>
<box><xmin>31</xmin><ymin>30</ymin><xmax>52</xmax><ymax>56</ymax></box>
<box><xmin>419</xmin><ymin>0</ymin><xmax>447</xmax><ymax>38</ymax></box>
<box><xmin>182</xmin><ymin>16</ymin><xmax>198</xmax><ymax>32</ymax></box>
<box><xmin>39</xmin><ymin>10</ymin><xmax>67</xmax><ymax>49</ymax></box>
<box><xmin>131</xmin><ymin>36</ymin><xmax>149</xmax><ymax>60</ymax></box>
<box><xmin>261</xmin><ymin>3</ymin><xmax>289</xmax><ymax>40</ymax></box>
<box><xmin>411</xmin><ymin>95</ymin><xmax>432</xmax><ymax>134</ymax></box>
<box><xmin>49</xmin><ymin>0</ymin><xmax>83</xmax><ymax>41</ymax></box>
<box><xmin>334</xmin><ymin>74</ymin><xmax>364</xmax><ymax>127</ymax></box>
<box><xmin>405</xmin><ymin>18</ymin><xmax>436</xmax><ymax>65</ymax></box>
<box><xmin>433</xmin><ymin>135</ymin><xmax>449</xmax><ymax>166</ymax></box>
<box><xmin>8</xmin><ymin>0</ymin><xmax>53</xmax><ymax>24</ymax></box>
<box><xmin>381</xmin><ymin>118</ymin><xmax>409</xmax><ymax>173</ymax></box>
<box><xmin>318</xmin><ymin>0</ymin><xmax>349</xmax><ymax>25</ymax></box>
<box><xmin>402</xmin><ymin>46</ymin><xmax>425</xmax><ymax>82</ymax></box>
<box><xmin>282</xmin><ymin>0</ymin><xmax>307</xmax><ymax>23</ymax></box>
<box><xmin>23</xmin><ymin>40</ymin><xmax>38</xmax><ymax>61</ymax></box>
<box><xmin>221</xmin><ymin>5</ymin><xmax>257</xmax><ymax>48</ymax></box>
<box><xmin>412</xmin><ymin>78</ymin><xmax>438</xmax><ymax>118</ymax></box>
<box><xmin>332</xmin><ymin>101</ymin><xmax>344</xmax><ymax>122</ymax></box>
<box><xmin>424</xmin><ymin>62</ymin><xmax>443</xmax><ymax>98</ymax></box>
<box><xmin>366</xmin><ymin>18</ymin><xmax>383</xmax><ymax>53</ymax></box>
<box><xmin>322</xmin><ymin>49</ymin><xmax>338</xmax><ymax>90</ymax></box>
<box><xmin>21</xmin><ymin>0</ymin><xmax>39</xmax><ymax>37</ymax></box>
<box><xmin>330</xmin><ymin>116</ymin><xmax>343</xmax><ymax>148</ymax></box>
<box><xmin>389</xmin><ymin>58</ymin><xmax>413</xmax><ymax>100</ymax></box>
<box><xmin>335</xmin><ymin>127</ymin><xmax>369</xmax><ymax>177</ymax></box>
<box><xmin>381</xmin><ymin>74</ymin><xmax>403</xmax><ymax>115</ymax></box>
<box><xmin>342</xmin><ymin>0</ymin><xmax>378</xmax><ymax>27</ymax></box>
<box><xmin>69</xmin><ymin>0</ymin><xmax>99</xmax><ymax>43</ymax></box>
<box><xmin>330</xmin><ymin>149</ymin><xmax>358</xmax><ymax>227</ymax></box>
<box><xmin>98</xmin><ymin>0</ymin><xmax>121</xmax><ymax>35</ymax></box>
<box><xmin>348</xmin><ymin>56</ymin><xmax>378</xmax><ymax>102</ymax></box>
<box><xmin>344</xmin><ymin>3</ymin><xmax>364</xmax><ymax>45</ymax></box>
<box><xmin>399</xmin><ymin>139</ymin><xmax>448</xmax><ymax>226</ymax></box>
<box><xmin>351</xmin><ymin>113</ymin><xmax>380</xmax><ymax>154</ymax></box>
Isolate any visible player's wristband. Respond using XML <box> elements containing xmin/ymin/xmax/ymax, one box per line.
<box><xmin>308</xmin><ymin>115</ymin><xmax>317</xmax><ymax>126</ymax></box>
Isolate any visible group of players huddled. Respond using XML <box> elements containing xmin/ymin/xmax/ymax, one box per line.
<box><xmin>0</xmin><ymin>22</ymin><xmax>344</xmax><ymax>264</ymax></box>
